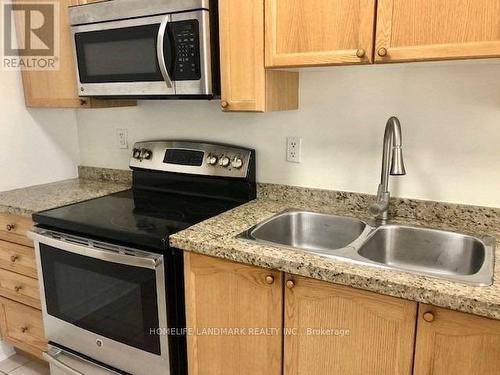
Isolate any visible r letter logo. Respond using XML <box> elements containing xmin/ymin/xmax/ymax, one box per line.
<box><xmin>2</xmin><ymin>1</ymin><xmax>59</xmax><ymax>70</ymax></box>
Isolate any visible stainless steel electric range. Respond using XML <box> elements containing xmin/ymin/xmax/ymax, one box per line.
<box><xmin>29</xmin><ymin>141</ymin><xmax>256</xmax><ymax>375</ymax></box>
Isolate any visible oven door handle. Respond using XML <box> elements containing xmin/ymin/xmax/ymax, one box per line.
<box><xmin>43</xmin><ymin>350</ymin><xmax>85</xmax><ymax>375</ymax></box>
<box><xmin>28</xmin><ymin>229</ymin><xmax>163</xmax><ymax>270</ymax></box>
<box><xmin>157</xmin><ymin>15</ymin><xmax>174</xmax><ymax>89</ymax></box>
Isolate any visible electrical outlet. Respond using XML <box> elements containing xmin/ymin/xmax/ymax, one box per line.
<box><xmin>286</xmin><ymin>136</ymin><xmax>302</xmax><ymax>163</ymax></box>
<box><xmin>116</xmin><ymin>128</ymin><xmax>128</xmax><ymax>149</ymax></box>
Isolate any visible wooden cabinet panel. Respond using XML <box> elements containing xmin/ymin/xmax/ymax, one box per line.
<box><xmin>414</xmin><ymin>304</ymin><xmax>500</xmax><ymax>375</ymax></box>
<box><xmin>219</xmin><ymin>0</ymin><xmax>298</xmax><ymax>112</ymax></box>
<box><xmin>284</xmin><ymin>275</ymin><xmax>417</xmax><ymax>375</ymax></box>
<box><xmin>0</xmin><ymin>213</ymin><xmax>33</xmax><ymax>247</ymax></box>
<box><xmin>0</xmin><ymin>268</ymin><xmax>41</xmax><ymax>309</ymax></box>
<box><xmin>184</xmin><ymin>253</ymin><xmax>283</xmax><ymax>375</ymax></box>
<box><xmin>0</xmin><ymin>297</ymin><xmax>47</xmax><ymax>360</ymax></box>
<box><xmin>375</xmin><ymin>0</ymin><xmax>500</xmax><ymax>62</ymax></box>
<box><xmin>0</xmin><ymin>240</ymin><xmax>37</xmax><ymax>279</ymax></box>
<box><xmin>265</xmin><ymin>0</ymin><xmax>376</xmax><ymax>67</ymax></box>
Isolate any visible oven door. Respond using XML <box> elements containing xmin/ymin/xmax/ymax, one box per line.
<box><xmin>29</xmin><ymin>229</ymin><xmax>169</xmax><ymax>375</ymax></box>
<box><xmin>72</xmin><ymin>10</ymin><xmax>212</xmax><ymax>97</ymax></box>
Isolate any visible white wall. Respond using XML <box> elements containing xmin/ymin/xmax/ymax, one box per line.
<box><xmin>77</xmin><ymin>59</ymin><xmax>500</xmax><ymax>208</ymax></box>
<box><xmin>0</xmin><ymin>68</ymin><xmax>80</xmax><ymax>191</ymax></box>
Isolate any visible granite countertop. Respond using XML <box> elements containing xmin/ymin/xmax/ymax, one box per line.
<box><xmin>0</xmin><ymin>178</ymin><xmax>130</xmax><ymax>217</ymax></box>
<box><xmin>171</xmin><ymin>184</ymin><xmax>500</xmax><ymax>320</ymax></box>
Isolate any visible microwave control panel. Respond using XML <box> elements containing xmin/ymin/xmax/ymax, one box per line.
<box><xmin>170</xmin><ymin>20</ymin><xmax>201</xmax><ymax>81</ymax></box>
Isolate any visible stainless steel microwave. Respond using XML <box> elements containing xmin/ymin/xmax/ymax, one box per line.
<box><xmin>69</xmin><ymin>0</ymin><xmax>220</xmax><ymax>98</ymax></box>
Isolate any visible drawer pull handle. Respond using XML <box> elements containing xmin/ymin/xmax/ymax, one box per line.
<box><xmin>221</xmin><ymin>101</ymin><xmax>229</xmax><ymax>109</ymax></box>
<box><xmin>286</xmin><ymin>280</ymin><xmax>295</xmax><ymax>289</ymax></box>
<box><xmin>377</xmin><ymin>47</ymin><xmax>388</xmax><ymax>57</ymax></box>
<box><xmin>423</xmin><ymin>312</ymin><xmax>435</xmax><ymax>322</ymax></box>
<box><xmin>265</xmin><ymin>275</ymin><xmax>275</xmax><ymax>284</ymax></box>
<box><xmin>14</xmin><ymin>285</ymin><xmax>23</xmax><ymax>292</ymax></box>
<box><xmin>10</xmin><ymin>255</ymin><xmax>19</xmax><ymax>262</ymax></box>
<box><xmin>6</xmin><ymin>224</ymin><xmax>15</xmax><ymax>231</ymax></box>
<box><xmin>356</xmin><ymin>49</ymin><xmax>366</xmax><ymax>58</ymax></box>
<box><xmin>20</xmin><ymin>326</ymin><xmax>28</xmax><ymax>333</ymax></box>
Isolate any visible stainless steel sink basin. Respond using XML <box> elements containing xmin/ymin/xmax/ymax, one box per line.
<box><xmin>238</xmin><ymin>210</ymin><xmax>495</xmax><ymax>286</ymax></box>
<box><xmin>358</xmin><ymin>225</ymin><xmax>494</xmax><ymax>285</ymax></box>
<box><xmin>244</xmin><ymin>210</ymin><xmax>370</xmax><ymax>252</ymax></box>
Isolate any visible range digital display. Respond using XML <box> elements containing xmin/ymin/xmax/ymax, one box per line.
<box><xmin>163</xmin><ymin>149</ymin><xmax>204</xmax><ymax>166</ymax></box>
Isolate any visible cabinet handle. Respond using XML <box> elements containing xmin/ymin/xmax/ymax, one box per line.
<box><xmin>79</xmin><ymin>99</ymin><xmax>88</xmax><ymax>106</ymax></box>
<box><xmin>377</xmin><ymin>47</ymin><xmax>388</xmax><ymax>57</ymax></box>
<box><xmin>356</xmin><ymin>49</ymin><xmax>366</xmax><ymax>58</ymax></box>
<box><xmin>286</xmin><ymin>280</ymin><xmax>295</xmax><ymax>289</ymax></box>
<box><xmin>6</xmin><ymin>224</ymin><xmax>15</xmax><ymax>231</ymax></box>
<box><xmin>20</xmin><ymin>326</ymin><xmax>28</xmax><ymax>333</ymax></box>
<box><xmin>423</xmin><ymin>312</ymin><xmax>435</xmax><ymax>322</ymax></box>
<box><xmin>10</xmin><ymin>255</ymin><xmax>19</xmax><ymax>262</ymax></box>
<box><xmin>221</xmin><ymin>101</ymin><xmax>229</xmax><ymax>109</ymax></box>
<box><xmin>14</xmin><ymin>285</ymin><xmax>23</xmax><ymax>292</ymax></box>
<box><xmin>265</xmin><ymin>275</ymin><xmax>275</xmax><ymax>284</ymax></box>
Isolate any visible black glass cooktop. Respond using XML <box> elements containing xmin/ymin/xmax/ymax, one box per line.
<box><xmin>33</xmin><ymin>189</ymin><xmax>242</xmax><ymax>251</ymax></box>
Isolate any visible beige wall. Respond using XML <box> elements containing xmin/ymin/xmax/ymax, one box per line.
<box><xmin>0</xmin><ymin>69</ymin><xmax>79</xmax><ymax>192</ymax></box>
<box><xmin>76</xmin><ymin>59</ymin><xmax>500</xmax><ymax>208</ymax></box>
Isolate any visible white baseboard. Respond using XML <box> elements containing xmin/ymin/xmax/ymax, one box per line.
<box><xmin>0</xmin><ymin>340</ymin><xmax>15</xmax><ymax>361</ymax></box>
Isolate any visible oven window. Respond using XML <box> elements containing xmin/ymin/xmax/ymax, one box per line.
<box><xmin>75</xmin><ymin>24</ymin><xmax>169</xmax><ymax>83</ymax></box>
<box><xmin>40</xmin><ymin>244</ymin><xmax>161</xmax><ymax>355</ymax></box>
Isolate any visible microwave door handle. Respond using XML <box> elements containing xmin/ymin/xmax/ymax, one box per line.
<box><xmin>157</xmin><ymin>16</ymin><xmax>173</xmax><ymax>88</ymax></box>
<box><xmin>43</xmin><ymin>351</ymin><xmax>85</xmax><ymax>375</ymax></box>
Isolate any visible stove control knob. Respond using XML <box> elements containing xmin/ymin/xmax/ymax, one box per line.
<box><xmin>133</xmin><ymin>148</ymin><xmax>141</xmax><ymax>159</ymax></box>
<box><xmin>142</xmin><ymin>149</ymin><xmax>153</xmax><ymax>160</ymax></box>
<box><xmin>207</xmin><ymin>155</ymin><xmax>218</xmax><ymax>166</ymax></box>
<box><xmin>231</xmin><ymin>157</ymin><xmax>244</xmax><ymax>169</ymax></box>
<box><xmin>219</xmin><ymin>156</ymin><xmax>230</xmax><ymax>168</ymax></box>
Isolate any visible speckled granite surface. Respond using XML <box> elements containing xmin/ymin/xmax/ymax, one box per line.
<box><xmin>78</xmin><ymin>166</ymin><xmax>132</xmax><ymax>185</ymax></box>
<box><xmin>172</xmin><ymin>184</ymin><xmax>500</xmax><ymax>320</ymax></box>
<box><xmin>0</xmin><ymin>178</ymin><xmax>130</xmax><ymax>217</ymax></box>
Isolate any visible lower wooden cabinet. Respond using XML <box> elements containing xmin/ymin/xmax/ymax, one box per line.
<box><xmin>0</xmin><ymin>297</ymin><xmax>47</xmax><ymax>359</ymax></box>
<box><xmin>414</xmin><ymin>304</ymin><xmax>500</xmax><ymax>375</ymax></box>
<box><xmin>283</xmin><ymin>275</ymin><xmax>417</xmax><ymax>375</ymax></box>
<box><xmin>184</xmin><ymin>253</ymin><xmax>500</xmax><ymax>375</ymax></box>
<box><xmin>0</xmin><ymin>213</ymin><xmax>47</xmax><ymax>360</ymax></box>
<box><xmin>184</xmin><ymin>252</ymin><xmax>282</xmax><ymax>375</ymax></box>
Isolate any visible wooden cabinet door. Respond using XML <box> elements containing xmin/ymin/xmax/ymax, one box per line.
<box><xmin>414</xmin><ymin>304</ymin><xmax>500</xmax><ymax>375</ymax></box>
<box><xmin>284</xmin><ymin>275</ymin><xmax>417</xmax><ymax>375</ymax></box>
<box><xmin>375</xmin><ymin>0</ymin><xmax>500</xmax><ymax>63</ymax></box>
<box><xmin>219</xmin><ymin>0</ymin><xmax>298</xmax><ymax>112</ymax></box>
<box><xmin>0</xmin><ymin>297</ymin><xmax>47</xmax><ymax>360</ymax></box>
<box><xmin>184</xmin><ymin>253</ymin><xmax>283</xmax><ymax>375</ymax></box>
<box><xmin>265</xmin><ymin>0</ymin><xmax>377</xmax><ymax>67</ymax></box>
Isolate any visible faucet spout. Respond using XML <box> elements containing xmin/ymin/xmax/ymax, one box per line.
<box><xmin>370</xmin><ymin>116</ymin><xmax>407</xmax><ymax>222</ymax></box>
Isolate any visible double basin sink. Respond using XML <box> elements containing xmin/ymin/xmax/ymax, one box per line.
<box><xmin>239</xmin><ymin>210</ymin><xmax>495</xmax><ymax>286</ymax></box>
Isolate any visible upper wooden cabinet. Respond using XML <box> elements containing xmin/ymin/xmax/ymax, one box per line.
<box><xmin>283</xmin><ymin>275</ymin><xmax>417</xmax><ymax>375</ymax></box>
<box><xmin>184</xmin><ymin>253</ymin><xmax>283</xmax><ymax>375</ymax></box>
<box><xmin>219</xmin><ymin>0</ymin><xmax>298</xmax><ymax>112</ymax></box>
<box><xmin>17</xmin><ymin>0</ymin><xmax>134</xmax><ymax>108</ymax></box>
<box><xmin>414</xmin><ymin>304</ymin><xmax>500</xmax><ymax>375</ymax></box>
<box><xmin>265</xmin><ymin>0</ymin><xmax>377</xmax><ymax>67</ymax></box>
<box><xmin>375</xmin><ymin>0</ymin><xmax>500</xmax><ymax>62</ymax></box>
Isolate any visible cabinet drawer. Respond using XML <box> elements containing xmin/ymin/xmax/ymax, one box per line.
<box><xmin>0</xmin><ymin>268</ymin><xmax>41</xmax><ymax>309</ymax></box>
<box><xmin>0</xmin><ymin>213</ymin><xmax>33</xmax><ymax>247</ymax></box>
<box><xmin>0</xmin><ymin>297</ymin><xmax>47</xmax><ymax>359</ymax></box>
<box><xmin>0</xmin><ymin>240</ymin><xmax>37</xmax><ymax>278</ymax></box>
